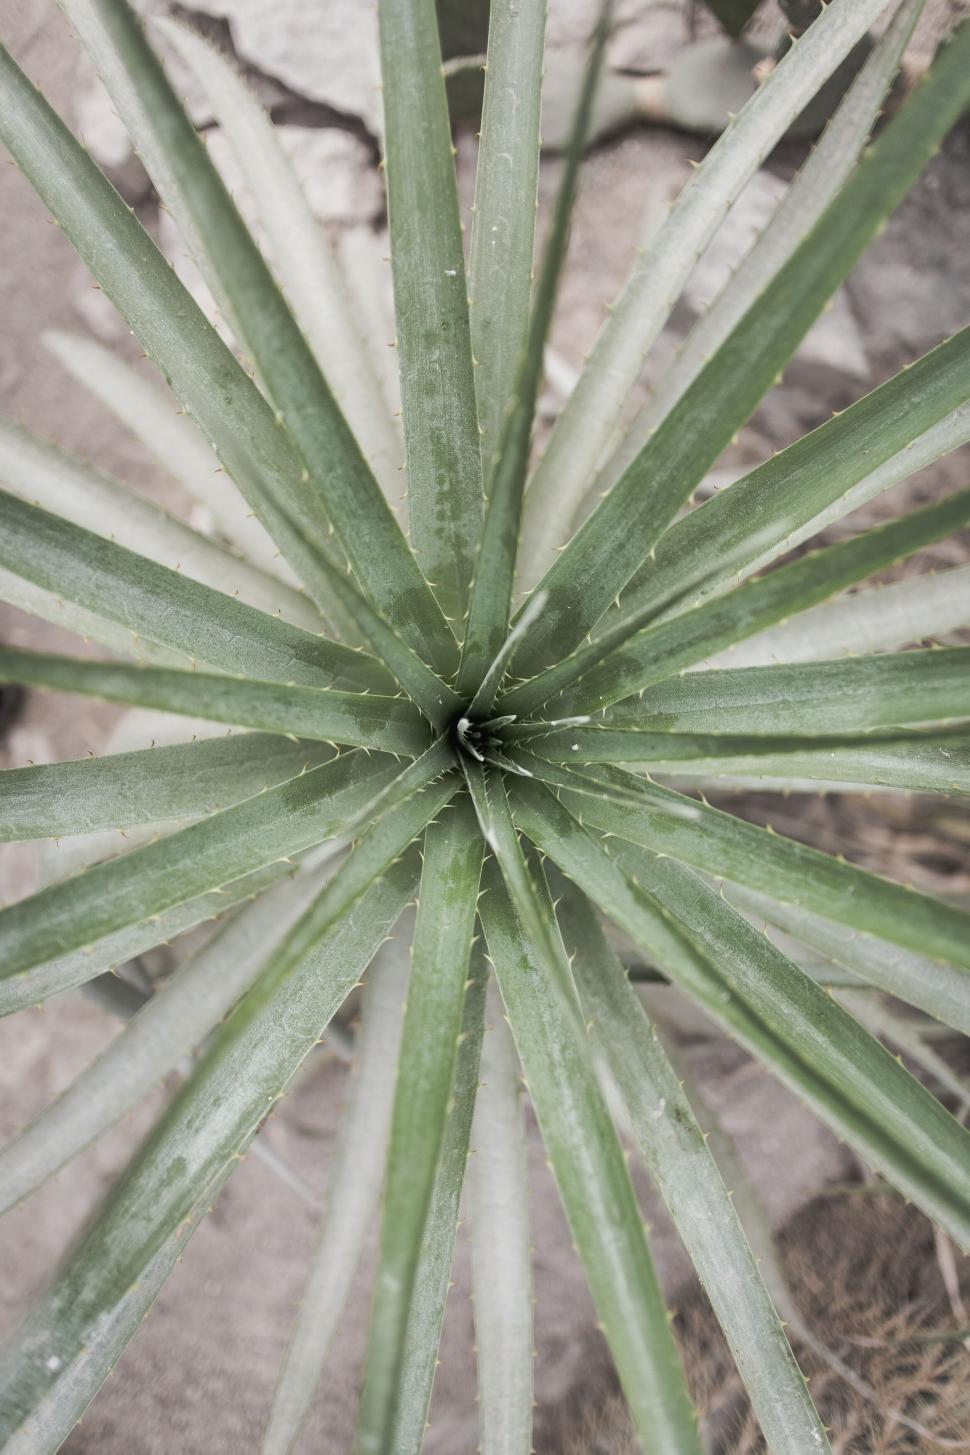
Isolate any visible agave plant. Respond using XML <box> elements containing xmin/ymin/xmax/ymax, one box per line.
<box><xmin>1</xmin><ymin>0</ymin><xmax>970</xmax><ymax>1449</ymax></box>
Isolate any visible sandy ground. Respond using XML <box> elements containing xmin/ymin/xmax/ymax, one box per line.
<box><xmin>1</xmin><ymin>2</ymin><xmax>969</xmax><ymax>1451</ymax></box>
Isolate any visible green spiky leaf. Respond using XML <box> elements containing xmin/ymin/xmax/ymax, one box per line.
<box><xmin>2</xmin><ymin>2</ymin><xmax>969</xmax><ymax>1449</ymax></box>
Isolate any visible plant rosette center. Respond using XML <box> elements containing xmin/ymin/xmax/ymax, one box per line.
<box><xmin>451</xmin><ymin>709</ymin><xmax>520</xmax><ymax>771</ymax></box>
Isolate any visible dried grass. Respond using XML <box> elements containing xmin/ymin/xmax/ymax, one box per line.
<box><xmin>560</xmin><ymin>1193</ymin><xmax>970</xmax><ymax>1454</ymax></box>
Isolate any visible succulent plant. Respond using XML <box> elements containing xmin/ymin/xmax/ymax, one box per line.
<box><xmin>1</xmin><ymin>0</ymin><xmax>969</xmax><ymax>1451</ymax></box>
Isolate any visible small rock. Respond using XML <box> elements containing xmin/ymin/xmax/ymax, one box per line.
<box><xmin>545</xmin><ymin>0</ymin><xmax>603</xmax><ymax>51</ymax></box>
<box><xmin>544</xmin><ymin>0</ymin><xmax>688</xmax><ymax>75</ymax></box>
<box><xmin>609</xmin><ymin>0</ymin><xmax>688</xmax><ymax>73</ymax></box>
<box><xmin>183</xmin><ymin>0</ymin><xmax>383</xmax><ymax>134</ymax></box>
<box><xmin>206</xmin><ymin>126</ymin><xmax>382</xmax><ymax>229</ymax></box>
<box><xmin>276</xmin><ymin>128</ymin><xmax>383</xmax><ymax>225</ymax></box>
